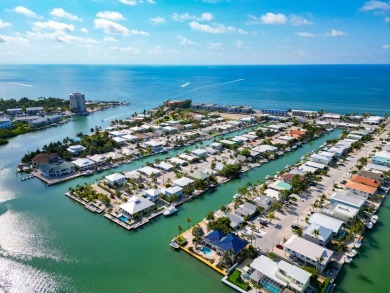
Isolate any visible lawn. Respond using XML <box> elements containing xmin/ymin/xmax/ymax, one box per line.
<box><xmin>227</xmin><ymin>270</ymin><xmax>249</xmax><ymax>291</ymax></box>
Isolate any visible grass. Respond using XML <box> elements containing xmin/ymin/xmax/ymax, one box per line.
<box><xmin>227</xmin><ymin>270</ymin><xmax>249</xmax><ymax>291</ymax></box>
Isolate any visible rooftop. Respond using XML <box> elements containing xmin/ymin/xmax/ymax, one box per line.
<box><xmin>309</xmin><ymin>213</ymin><xmax>344</xmax><ymax>234</ymax></box>
<box><xmin>345</xmin><ymin>181</ymin><xmax>377</xmax><ymax>195</ymax></box>
<box><xmin>284</xmin><ymin>235</ymin><xmax>334</xmax><ymax>263</ymax></box>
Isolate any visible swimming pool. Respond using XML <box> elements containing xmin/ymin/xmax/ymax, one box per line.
<box><xmin>260</xmin><ymin>280</ymin><xmax>282</xmax><ymax>293</ymax></box>
<box><xmin>199</xmin><ymin>246</ymin><xmax>214</xmax><ymax>256</ymax></box>
<box><xmin>119</xmin><ymin>216</ymin><xmax>129</xmax><ymax>222</ymax></box>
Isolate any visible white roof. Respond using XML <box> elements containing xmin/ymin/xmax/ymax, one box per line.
<box><xmin>375</xmin><ymin>151</ymin><xmax>390</xmax><ymax>159</ymax></box>
<box><xmin>330</xmin><ymin>191</ymin><xmax>365</xmax><ymax>208</ymax></box>
<box><xmin>158</xmin><ymin>161</ymin><xmax>174</xmax><ymax>170</ymax></box>
<box><xmin>67</xmin><ymin>145</ymin><xmax>86</xmax><ymax>152</ymax></box>
<box><xmin>72</xmin><ymin>158</ymin><xmax>95</xmax><ymax>167</ymax></box>
<box><xmin>124</xmin><ymin>171</ymin><xmax>141</xmax><ymax>179</ymax></box>
<box><xmin>105</xmin><ymin>173</ymin><xmax>126</xmax><ymax>182</ymax></box>
<box><xmin>220</xmin><ymin>139</ymin><xmax>236</xmax><ymax>145</ymax></box>
<box><xmin>253</xmin><ymin>145</ymin><xmax>278</xmax><ymax>153</ymax></box>
<box><xmin>277</xmin><ymin>260</ymin><xmax>311</xmax><ymax>285</ymax></box>
<box><xmin>138</xmin><ymin>166</ymin><xmax>161</xmax><ymax>176</ymax></box>
<box><xmin>89</xmin><ymin>154</ymin><xmax>107</xmax><ymax>162</ymax></box>
<box><xmin>145</xmin><ymin>189</ymin><xmax>162</xmax><ymax>196</ymax></box>
<box><xmin>365</xmin><ymin>163</ymin><xmax>390</xmax><ymax>172</ymax></box>
<box><xmin>305</xmin><ymin>161</ymin><xmax>327</xmax><ymax>169</ymax></box>
<box><xmin>332</xmin><ymin>203</ymin><xmax>359</xmax><ymax>218</ymax></box>
<box><xmin>169</xmin><ymin>157</ymin><xmax>187</xmax><ymax>165</ymax></box>
<box><xmin>310</xmin><ymin>154</ymin><xmax>332</xmax><ymax>164</ymax></box>
<box><xmin>278</xmin><ymin>135</ymin><xmax>294</xmax><ymax>141</ymax></box>
<box><xmin>318</xmin><ymin>151</ymin><xmax>335</xmax><ymax>158</ymax></box>
<box><xmin>250</xmin><ymin>256</ymin><xmax>287</xmax><ymax>287</ymax></box>
<box><xmin>304</xmin><ymin>223</ymin><xmax>333</xmax><ymax>242</ymax></box>
<box><xmin>107</xmin><ymin>152</ymin><xmax>124</xmax><ymax>160</ymax></box>
<box><xmin>120</xmin><ymin>195</ymin><xmax>155</xmax><ymax>215</ymax></box>
<box><xmin>113</xmin><ymin>137</ymin><xmax>127</xmax><ymax>143</ymax></box>
<box><xmin>179</xmin><ymin>153</ymin><xmax>197</xmax><ymax>161</ymax></box>
<box><xmin>174</xmin><ymin>177</ymin><xmax>194</xmax><ymax>187</ymax></box>
<box><xmin>145</xmin><ymin>140</ymin><xmax>163</xmax><ymax>147</ymax></box>
<box><xmin>191</xmin><ymin>148</ymin><xmax>208</xmax><ymax>156</ymax></box>
<box><xmin>298</xmin><ymin>164</ymin><xmax>318</xmax><ymax>173</ymax></box>
<box><xmin>284</xmin><ymin>235</ymin><xmax>333</xmax><ymax>263</ymax></box>
<box><xmin>309</xmin><ymin>213</ymin><xmax>344</xmax><ymax>234</ymax></box>
<box><xmin>166</xmin><ymin>186</ymin><xmax>183</xmax><ymax>194</ymax></box>
<box><xmin>264</xmin><ymin>189</ymin><xmax>280</xmax><ymax>199</ymax></box>
<box><xmin>210</xmin><ymin>142</ymin><xmax>222</xmax><ymax>147</ymax></box>
<box><xmin>123</xmin><ymin>134</ymin><xmax>138</xmax><ymax>141</ymax></box>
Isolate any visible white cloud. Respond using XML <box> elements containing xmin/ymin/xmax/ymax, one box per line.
<box><xmin>296</xmin><ymin>32</ymin><xmax>315</xmax><ymax>37</ymax></box>
<box><xmin>81</xmin><ymin>27</ymin><xmax>89</xmax><ymax>33</ymax></box>
<box><xmin>189</xmin><ymin>21</ymin><xmax>248</xmax><ymax>34</ymax></box>
<box><xmin>119</xmin><ymin>0</ymin><xmax>137</xmax><ymax>5</ymax></box>
<box><xmin>27</xmin><ymin>30</ymin><xmax>97</xmax><ymax>44</ymax></box>
<box><xmin>0</xmin><ymin>34</ymin><xmax>29</xmax><ymax>44</ymax></box>
<box><xmin>208</xmin><ymin>42</ymin><xmax>221</xmax><ymax>49</ymax></box>
<box><xmin>110</xmin><ymin>46</ymin><xmax>140</xmax><ymax>54</ymax></box>
<box><xmin>13</xmin><ymin>6</ymin><xmax>40</xmax><ymax>19</ymax></box>
<box><xmin>51</xmin><ymin>8</ymin><xmax>82</xmax><ymax>21</ymax></box>
<box><xmin>172</xmin><ymin>12</ymin><xmax>214</xmax><ymax>22</ymax></box>
<box><xmin>0</xmin><ymin>19</ymin><xmax>11</xmax><ymax>28</ymax></box>
<box><xmin>235</xmin><ymin>40</ymin><xmax>243</xmax><ymax>49</ymax></box>
<box><xmin>360</xmin><ymin>1</ymin><xmax>390</xmax><ymax>11</ymax></box>
<box><xmin>150</xmin><ymin>16</ymin><xmax>165</xmax><ymax>24</ymax></box>
<box><xmin>148</xmin><ymin>46</ymin><xmax>161</xmax><ymax>54</ymax></box>
<box><xmin>385</xmin><ymin>16</ymin><xmax>390</xmax><ymax>22</ymax></box>
<box><xmin>177</xmin><ymin>35</ymin><xmax>197</xmax><ymax>45</ymax></box>
<box><xmin>260</xmin><ymin>13</ymin><xmax>287</xmax><ymax>25</ymax></box>
<box><xmin>290</xmin><ymin>15</ymin><xmax>313</xmax><ymax>26</ymax></box>
<box><xmin>96</xmin><ymin>11</ymin><xmax>125</xmax><ymax>21</ymax></box>
<box><xmin>94</xmin><ymin>19</ymin><xmax>149</xmax><ymax>36</ymax></box>
<box><xmin>33</xmin><ymin>21</ymin><xmax>75</xmax><ymax>32</ymax></box>
<box><xmin>325</xmin><ymin>29</ymin><xmax>347</xmax><ymax>37</ymax></box>
<box><xmin>103</xmin><ymin>36</ymin><xmax>118</xmax><ymax>42</ymax></box>
<box><xmin>382</xmin><ymin>44</ymin><xmax>390</xmax><ymax>48</ymax></box>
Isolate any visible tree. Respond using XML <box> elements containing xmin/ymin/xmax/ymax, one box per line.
<box><xmin>207</xmin><ymin>217</ymin><xmax>232</xmax><ymax>234</ymax></box>
<box><xmin>240</xmin><ymin>149</ymin><xmax>251</xmax><ymax>157</ymax></box>
<box><xmin>316</xmin><ymin>255</ymin><xmax>325</xmax><ymax>271</ymax></box>
<box><xmin>219</xmin><ymin>164</ymin><xmax>241</xmax><ymax>178</ymax></box>
<box><xmin>192</xmin><ymin>225</ymin><xmax>205</xmax><ymax>238</ymax></box>
<box><xmin>186</xmin><ymin>217</ymin><xmax>192</xmax><ymax>230</ymax></box>
<box><xmin>313</xmin><ymin>228</ymin><xmax>320</xmax><ymax>240</ymax></box>
<box><xmin>206</xmin><ymin>211</ymin><xmax>215</xmax><ymax>220</ymax></box>
<box><xmin>266</xmin><ymin>212</ymin><xmax>275</xmax><ymax>223</ymax></box>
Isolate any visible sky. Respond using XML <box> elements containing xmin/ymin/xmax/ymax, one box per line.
<box><xmin>0</xmin><ymin>0</ymin><xmax>389</xmax><ymax>64</ymax></box>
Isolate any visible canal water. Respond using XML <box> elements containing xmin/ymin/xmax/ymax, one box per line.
<box><xmin>0</xmin><ymin>107</ymin><xmax>348</xmax><ymax>292</ymax></box>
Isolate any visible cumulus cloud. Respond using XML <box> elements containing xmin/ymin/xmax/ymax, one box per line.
<box><xmin>0</xmin><ymin>34</ymin><xmax>29</xmax><ymax>44</ymax></box>
<box><xmin>189</xmin><ymin>21</ymin><xmax>248</xmax><ymax>34</ymax></box>
<box><xmin>110</xmin><ymin>46</ymin><xmax>140</xmax><ymax>54</ymax></box>
<box><xmin>27</xmin><ymin>30</ymin><xmax>97</xmax><ymax>44</ymax></box>
<box><xmin>290</xmin><ymin>15</ymin><xmax>313</xmax><ymax>26</ymax></box>
<box><xmin>13</xmin><ymin>6</ymin><xmax>40</xmax><ymax>19</ymax></box>
<box><xmin>296</xmin><ymin>32</ymin><xmax>315</xmax><ymax>37</ymax></box>
<box><xmin>360</xmin><ymin>1</ymin><xmax>390</xmax><ymax>11</ymax></box>
<box><xmin>119</xmin><ymin>0</ymin><xmax>137</xmax><ymax>5</ymax></box>
<box><xmin>208</xmin><ymin>42</ymin><xmax>221</xmax><ymax>49</ymax></box>
<box><xmin>260</xmin><ymin>13</ymin><xmax>287</xmax><ymax>25</ymax></box>
<box><xmin>247</xmin><ymin>13</ymin><xmax>311</xmax><ymax>26</ymax></box>
<box><xmin>51</xmin><ymin>8</ymin><xmax>82</xmax><ymax>21</ymax></box>
<box><xmin>33</xmin><ymin>21</ymin><xmax>75</xmax><ymax>32</ymax></box>
<box><xmin>235</xmin><ymin>40</ymin><xmax>243</xmax><ymax>49</ymax></box>
<box><xmin>382</xmin><ymin>44</ymin><xmax>390</xmax><ymax>48</ymax></box>
<box><xmin>177</xmin><ymin>35</ymin><xmax>197</xmax><ymax>45</ymax></box>
<box><xmin>0</xmin><ymin>19</ymin><xmax>11</xmax><ymax>28</ymax></box>
<box><xmin>94</xmin><ymin>19</ymin><xmax>149</xmax><ymax>36</ymax></box>
<box><xmin>81</xmin><ymin>27</ymin><xmax>89</xmax><ymax>33</ymax></box>
<box><xmin>172</xmin><ymin>12</ymin><xmax>214</xmax><ymax>22</ymax></box>
<box><xmin>150</xmin><ymin>16</ymin><xmax>165</xmax><ymax>24</ymax></box>
<box><xmin>96</xmin><ymin>11</ymin><xmax>125</xmax><ymax>21</ymax></box>
<box><xmin>103</xmin><ymin>36</ymin><xmax>118</xmax><ymax>42</ymax></box>
<box><xmin>325</xmin><ymin>29</ymin><xmax>347</xmax><ymax>37</ymax></box>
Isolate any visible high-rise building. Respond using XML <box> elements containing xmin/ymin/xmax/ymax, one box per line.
<box><xmin>69</xmin><ymin>93</ymin><xmax>87</xmax><ymax>113</ymax></box>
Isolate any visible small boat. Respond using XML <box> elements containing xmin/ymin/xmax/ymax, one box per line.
<box><xmin>354</xmin><ymin>241</ymin><xmax>362</xmax><ymax>248</ymax></box>
<box><xmin>233</xmin><ymin>193</ymin><xmax>241</xmax><ymax>200</ymax></box>
<box><xmin>345</xmin><ymin>256</ymin><xmax>353</xmax><ymax>263</ymax></box>
<box><xmin>348</xmin><ymin>249</ymin><xmax>358</xmax><ymax>258</ymax></box>
<box><xmin>163</xmin><ymin>205</ymin><xmax>177</xmax><ymax>216</ymax></box>
<box><xmin>169</xmin><ymin>241</ymin><xmax>179</xmax><ymax>249</ymax></box>
<box><xmin>370</xmin><ymin>215</ymin><xmax>378</xmax><ymax>224</ymax></box>
<box><xmin>367</xmin><ymin>222</ymin><xmax>373</xmax><ymax>229</ymax></box>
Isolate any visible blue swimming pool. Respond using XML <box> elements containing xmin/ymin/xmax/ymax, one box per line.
<box><xmin>199</xmin><ymin>246</ymin><xmax>214</xmax><ymax>256</ymax></box>
<box><xmin>261</xmin><ymin>281</ymin><xmax>282</xmax><ymax>293</ymax></box>
<box><xmin>119</xmin><ymin>216</ymin><xmax>129</xmax><ymax>222</ymax></box>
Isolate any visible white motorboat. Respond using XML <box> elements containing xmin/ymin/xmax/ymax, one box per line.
<box><xmin>354</xmin><ymin>241</ymin><xmax>362</xmax><ymax>249</ymax></box>
<box><xmin>367</xmin><ymin>222</ymin><xmax>373</xmax><ymax>229</ymax></box>
<box><xmin>169</xmin><ymin>241</ymin><xmax>179</xmax><ymax>249</ymax></box>
<box><xmin>348</xmin><ymin>249</ymin><xmax>358</xmax><ymax>258</ymax></box>
<box><xmin>163</xmin><ymin>205</ymin><xmax>177</xmax><ymax>216</ymax></box>
<box><xmin>345</xmin><ymin>256</ymin><xmax>353</xmax><ymax>263</ymax></box>
<box><xmin>370</xmin><ymin>215</ymin><xmax>378</xmax><ymax>224</ymax></box>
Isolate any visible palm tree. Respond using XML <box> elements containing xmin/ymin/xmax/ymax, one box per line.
<box><xmin>186</xmin><ymin>217</ymin><xmax>192</xmax><ymax>230</ymax></box>
<box><xmin>316</xmin><ymin>255</ymin><xmax>325</xmax><ymax>271</ymax></box>
<box><xmin>266</xmin><ymin>212</ymin><xmax>275</xmax><ymax>224</ymax></box>
<box><xmin>313</xmin><ymin>228</ymin><xmax>320</xmax><ymax>241</ymax></box>
<box><xmin>177</xmin><ymin>225</ymin><xmax>183</xmax><ymax>237</ymax></box>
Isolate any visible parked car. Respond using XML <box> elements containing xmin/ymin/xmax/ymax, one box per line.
<box><xmin>259</xmin><ymin>219</ymin><xmax>268</xmax><ymax>226</ymax></box>
<box><xmin>291</xmin><ymin>225</ymin><xmax>300</xmax><ymax>230</ymax></box>
<box><xmin>276</xmin><ymin>244</ymin><xmax>284</xmax><ymax>250</ymax></box>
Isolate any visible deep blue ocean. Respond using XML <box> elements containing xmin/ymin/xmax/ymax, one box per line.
<box><xmin>0</xmin><ymin>64</ymin><xmax>389</xmax><ymax>115</ymax></box>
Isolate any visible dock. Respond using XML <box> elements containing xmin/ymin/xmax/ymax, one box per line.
<box><xmin>21</xmin><ymin>174</ymin><xmax>35</xmax><ymax>181</ymax></box>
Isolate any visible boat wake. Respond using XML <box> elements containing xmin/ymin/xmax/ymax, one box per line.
<box><xmin>180</xmin><ymin>82</ymin><xmax>190</xmax><ymax>88</ymax></box>
<box><xmin>8</xmin><ymin>82</ymin><xmax>32</xmax><ymax>87</ymax></box>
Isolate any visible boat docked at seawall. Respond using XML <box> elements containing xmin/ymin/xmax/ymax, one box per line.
<box><xmin>367</xmin><ymin>222</ymin><xmax>374</xmax><ymax>229</ymax></box>
<box><xmin>354</xmin><ymin>240</ymin><xmax>362</xmax><ymax>249</ymax></box>
<box><xmin>370</xmin><ymin>215</ymin><xmax>378</xmax><ymax>224</ymax></box>
<box><xmin>163</xmin><ymin>205</ymin><xmax>177</xmax><ymax>216</ymax></box>
<box><xmin>345</xmin><ymin>256</ymin><xmax>353</xmax><ymax>263</ymax></box>
<box><xmin>169</xmin><ymin>241</ymin><xmax>179</xmax><ymax>249</ymax></box>
<box><xmin>348</xmin><ymin>249</ymin><xmax>358</xmax><ymax>258</ymax></box>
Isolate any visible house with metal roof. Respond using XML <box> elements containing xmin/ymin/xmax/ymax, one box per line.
<box><xmin>39</xmin><ymin>162</ymin><xmax>75</xmax><ymax>178</ymax></box>
<box><xmin>330</xmin><ymin>190</ymin><xmax>365</xmax><ymax>209</ymax></box>
<box><xmin>72</xmin><ymin>158</ymin><xmax>95</xmax><ymax>171</ymax></box>
<box><xmin>372</xmin><ymin>151</ymin><xmax>390</xmax><ymax>167</ymax></box>
<box><xmin>105</xmin><ymin>173</ymin><xmax>127</xmax><ymax>186</ymax></box>
<box><xmin>203</xmin><ymin>230</ymin><xmax>248</xmax><ymax>256</ymax></box>
<box><xmin>308</xmin><ymin>213</ymin><xmax>344</xmax><ymax>236</ymax></box>
<box><xmin>303</xmin><ymin>223</ymin><xmax>333</xmax><ymax>246</ymax></box>
<box><xmin>119</xmin><ymin>196</ymin><xmax>155</xmax><ymax>220</ymax></box>
<box><xmin>235</xmin><ymin>202</ymin><xmax>257</xmax><ymax>218</ymax></box>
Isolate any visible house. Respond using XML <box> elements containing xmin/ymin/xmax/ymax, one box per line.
<box><xmin>327</xmin><ymin>146</ymin><xmax>346</xmax><ymax>157</ymax></box>
<box><xmin>122</xmin><ymin>134</ymin><xmax>139</xmax><ymax>143</ymax></box>
<box><xmin>203</xmin><ymin>230</ymin><xmax>248</xmax><ymax>256</ymax></box>
<box><xmin>264</xmin><ymin>189</ymin><xmax>281</xmax><ymax>200</ymax></box>
<box><xmin>330</xmin><ymin>191</ymin><xmax>366</xmax><ymax>209</ymax></box>
<box><xmin>39</xmin><ymin>162</ymin><xmax>75</xmax><ymax>178</ymax></box>
<box><xmin>365</xmin><ymin>163</ymin><xmax>390</xmax><ymax>173</ymax></box>
<box><xmin>89</xmin><ymin>154</ymin><xmax>108</xmax><ymax>166</ymax></box>
<box><xmin>169</xmin><ymin>157</ymin><xmax>188</xmax><ymax>166</ymax></box>
<box><xmin>372</xmin><ymin>151</ymin><xmax>390</xmax><ymax>167</ymax></box>
<box><xmin>281</xmin><ymin>173</ymin><xmax>305</xmax><ymax>183</ymax></box>
<box><xmin>309</xmin><ymin>213</ymin><xmax>344</xmax><ymax>237</ymax></box>
<box><xmin>137</xmin><ymin>166</ymin><xmax>161</xmax><ymax>177</ymax></box>
<box><xmin>298</xmin><ymin>164</ymin><xmax>318</xmax><ymax>174</ymax></box>
<box><xmin>310</xmin><ymin>154</ymin><xmax>332</xmax><ymax>165</ymax></box>
<box><xmin>252</xmin><ymin>145</ymin><xmax>278</xmax><ymax>154</ymax></box>
<box><xmin>358</xmin><ymin>170</ymin><xmax>384</xmax><ymax>181</ymax></box>
<box><xmin>220</xmin><ymin>139</ymin><xmax>236</xmax><ymax>147</ymax></box>
<box><xmin>112</xmin><ymin>137</ymin><xmax>127</xmax><ymax>145</ymax></box>
<box><xmin>278</xmin><ymin>135</ymin><xmax>295</xmax><ymax>142</ymax></box>
<box><xmin>304</xmin><ymin>161</ymin><xmax>327</xmax><ymax>170</ymax></box>
<box><xmin>347</xmin><ymin>134</ymin><xmax>362</xmax><ymax>140</ymax></box>
<box><xmin>253</xmin><ymin>196</ymin><xmax>272</xmax><ymax>211</ymax></box>
<box><xmin>164</xmin><ymin>186</ymin><xmax>183</xmax><ymax>198</ymax></box>
<box><xmin>7</xmin><ymin>108</ymin><xmax>23</xmax><ymax>115</ymax></box>
<box><xmin>350</xmin><ymin>175</ymin><xmax>381</xmax><ymax>188</ymax></box>
<box><xmin>188</xmin><ymin>171</ymin><xmax>211</xmax><ymax>182</ymax></box>
<box><xmin>318</xmin><ymin>151</ymin><xmax>335</xmax><ymax>160</ymax></box>
<box><xmin>107</xmin><ymin>152</ymin><xmax>124</xmax><ymax>161</ymax></box>
<box><xmin>72</xmin><ymin>158</ymin><xmax>95</xmax><ymax>171</ymax></box>
<box><xmin>321</xmin><ymin>203</ymin><xmax>359</xmax><ymax>222</ymax></box>
<box><xmin>109</xmin><ymin>130</ymin><xmax>126</xmax><ymax>137</ymax></box>
<box><xmin>173</xmin><ymin>177</ymin><xmax>194</xmax><ymax>188</ymax></box>
<box><xmin>144</xmin><ymin>189</ymin><xmax>162</xmax><ymax>202</ymax></box>
<box><xmin>205</xmin><ymin>147</ymin><xmax>219</xmax><ymax>155</ymax></box>
<box><xmin>32</xmin><ymin>153</ymin><xmax>61</xmax><ymax>168</ymax></box>
<box><xmin>269</xmin><ymin>180</ymin><xmax>292</xmax><ymax>192</ymax></box>
<box><xmin>179</xmin><ymin>153</ymin><xmax>198</xmax><ymax>162</ymax></box>
<box><xmin>191</xmin><ymin>148</ymin><xmax>208</xmax><ymax>158</ymax></box>
<box><xmin>144</xmin><ymin>140</ymin><xmax>164</xmax><ymax>152</ymax></box>
<box><xmin>303</xmin><ymin>223</ymin><xmax>333</xmax><ymax>246</ymax></box>
<box><xmin>345</xmin><ymin>181</ymin><xmax>377</xmax><ymax>198</ymax></box>
<box><xmin>119</xmin><ymin>196</ymin><xmax>155</xmax><ymax>220</ymax></box>
<box><xmin>235</xmin><ymin>202</ymin><xmax>257</xmax><ymax>218</ymax></box>
<box><xmin>284</xmin><ymin>235</ymin><xmax>334</xmax><ymax>273</ymax></box>
<box><xmin>157</xmin><ymin>161</ymin><xmax>174</xmax><ymax>171</ymax></box>
<box><xmin>105</xmin><ymin>173</ymin><xmax>127</xmax><ymax>187</ymax></box>
<box><xmin>245</xmin><ymin>255</ymin><xmax>311</xmax><ymax>293</ymax></box>
<box><xmin>226</xmin><ymin>212</ymin><xmax>244</xmax><ymax>229</ymax></box>
<box><xmin>210</xmin><ymin>142</ymin><xmax>222</xmax><ymax>150</ymax></box>
<box><xmin>66</xmin><ymin>144</ymin><xmax>86</xmax><ymax>155</ymax></box>
<box><xmin>0</xmin><ymin>118</ymin><xmax>13</xmax><ymax>129</ymax></box>
<box><xmin>363</xmin><ymin>116</ymin><xmax>384</xmax><ymax>125</ymax></box>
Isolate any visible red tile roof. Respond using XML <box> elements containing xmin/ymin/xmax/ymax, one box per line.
<box><xmin>351</xmin><ymin>175</ymin><xmax>381</xmax><ymax>188</ymax></box>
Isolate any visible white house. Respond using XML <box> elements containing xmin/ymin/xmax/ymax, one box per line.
<box><xmin>67</xmin><ymin>144</ymin><xmax>86</xmax><ymax>155</ymax></box>
<box><xmin>105</xmin><ymin>173</ymin><xmax>127</xmax><ymax>186</ymax></box>
<box><xmin>210</xmin><ymin>142</ymin><xmax>222</xmax><ymax>150</ymax></box>
<box><xmin>164</xmin><ymin>186</ymin><xmax>183</xmax><ymax>198</ymax></box>
<box><xmin>284</xmin><ymin>235</ymin><xmax>334</xmax><ymax>273</ymax></box>
<box><xmin>72</xmin><ymin>158</ymin><xmax>95</xmax><ymax>171</ymax></box>
<box><xmin>191</xmin><ymin>148</ymin><xmax>208</xmax><ymax>158</ymax></box>
<box><xmin>309</xmin><ymin>213</ymin><xmax>344</xmax><ymax>236</ymax></box>
<box><xmin>144</xmin><ymin>140</ymin><xmax>164</xmax><ymax>152</ymax></box>
<box><xmin>303</xmin><ymin>223</ymin><xmax>333</xmax><ymax>246</ymax></box>
<box><xmin>40</xmin><ymin>162</ymin><xmax>75</xmax><ymax>178</ymax></box>
<box><xmin>137</xmin><ymin>166</ymin><xmax>161</xmax><ymax>177</ymax></box>
<box><xmin>310</xmin><ymin>154</ymin><xmax>332</xmax><ymax>165</ymax></box>
<box><xmin>173</xmin><ymin>177</ymin><xmax>194</xmax><ymax>188</ymax></box>
<box><xmin>372</xmin><ymin>151</ymin><xmax>390</xmax><ymax>167</ymax></box>
<box><xmin>119</xmin><ymin>196</ymin><xmax>155</xmax><ymax>220</ymax></box>
<box><xmin>321</xmin><ymin>203</ymin><xmax>359</xmax><ymax>222</ymax></box>
<box><xmin>330</xmin><ymin>190</ymin><xmax>365</xmax><ymax>209</ymax></box>
<box><xmin>89</xmin><ymin>154</ymin><xmax>108</xmax><ymax>166</ymax></box>
<box><xmin>157</xmin><ymin>161</ymin><xmax>174</xmax><ymax>171</ymax></box>
<box><xmin>144</xmin><ymin>189</ymin><xmax>162</xmax><ymax>202</ymax></box>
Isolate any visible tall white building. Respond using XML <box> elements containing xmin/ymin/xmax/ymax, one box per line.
<box><xmin>69</xmin><ymin>93</ymin><xmax>87</xmax><ymax>113</ymax></box>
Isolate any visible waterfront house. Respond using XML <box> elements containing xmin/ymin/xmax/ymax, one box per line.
<box><xmin>164</xmin><ymin>186</ymin><xmax>183</xmax><ymax>198</ymax></box>
<box><xmin>72</xmin><ymin>158</ymin><xmax>95</xmax><ymax>171</ymax></box>
<box><xmin>284</xmin><ymin>235</ymin><xmax>334</xmax><ymax>273</ymax></box>
<box><xmin>298</xmin><ymin>164</ymin><xmax>318</xmax><ymax>174</ymax></box>
<box><xmin>350</xmin><ymin>175</ymin><xmax>381</xmax><ymax>188</ymax></box>
<box><xmin>281</xmin><ymin>173</ymin><xmax>305</xmax><ymax>183</ymax></box>
<box><xmin>220</xmin><ymin>139</ymin><xmax>236</xmax><ymax>148</ymax></box>
<box><xmin>245</xmin><ymin>255</ymin><xmax>311</xmax><ymax>293</ymax></box>
<box><xmin>144</xmin><ymin>140</ymin><xmax>164</xmax><ymax>152</ymax></box>
<box><xmin>144</xmin><ymin>189</ymin><xmax>162</xmax><ymax>202</ymax></box>
<box><xmin>105</xmin><ymin>173</ymin><xmax>127</xmax><ymax>187</ymax></box>
<box><xmin>6</xmin><ymin>108</ymin><xmax>23</xmax><ymax>115</ymax></box>
<box><xmin>304</xmin><ymin>161</ymin><xmax>327</xmax><ymax>170</ymax></box>
<box><xmin>188</xmin><ymin>171</ymin><xmax>211</xmax><ymax>182</ymax></box>
<box><xmin>330</xmin><ymin>191</ymin><xmax>366</xmax><ymax>209</ymax></box>
<box><xmin>310</xmin><ymin>154</ymin><xmax>332</xmax><ymax>165</ymax></box>
<box><xmin>345</xmin><ymin>181</ymin><xmax>377</xmax><ymax>198</ymax></box>
<box><xmin>169</xmin><ymin>157</ymin><xmax>188</xmax><ymax>166</ymax></box>
<box><xmin>107</xmin><ymin>152</ymin><xmax>124</xmax><ymax>162</ymax></box>
<box><xmin>235</xmin><ymin>202</ymin><xmax>257</xmax><ymax>218</ymax></box>
<box><xmin>122</xmin><ymin>134</ymin><xmax>138</xmax><ymax>143</ymax></box>
<box><xmin>179</xmin><ymin>153</ymin><xmax>198</xmax><ymax>162</ymax></box>
<box><xmin>112</xmin><ymin>137</ymin><xmax>127</xmax><ymax>145</ymax></box>
<box><xmin>191</xmin><ymin>148</ymin><xmax>208</xmax><ymax>158</ymax></box>
<box><xmin>205</xmin><ymin>147</ymin><xmax>219</xmax><ymax>155</ymax></box>
<box><xmin>66</xmin><ymin>144</ymin><xmax>86</xmax><ymax>155</ymax></box>
<box><xmin>347</xmin><ymin>134</ymin><xmax>362</xmax><ymax>140</ymax></box>
<box><xmin>327</xmin><ymin>146</ymin><xmax>346</xmax><ymax>157</ymax></box>
<box><xmin>253</xmin><ymin>196</ymin><xmax>272</xmax><ymax>211</ymax></box>
<box><xmin>364</xmin><ymin>163</ymin><xmax>390</xmax><ymax>173</ymax></box>
<box><xmin>32</xmin><ymin>153</ymin><xmax>61</xmax><ymax>168</ymax></box>
<box><xmin>119</xmin><ymin>195</ymin><xmax>155</xmax><ymax>220</ymax></box>
<box><xmin>318</xmin><ymin>151</ymin><xmax>335</xmax><ymax>160</ymax></box>
<box><xmin>203</xmin><ymin>230</ymin><xmax>248</xmax><ymax>257</ymax></box>
<box><xmin>264</xmin><ymin>189</ymin><xmax>281</xmax><ymax>200</ymax></box>
<box><xmin>363</xmin><ymin>116</ymin><xmax>384</xmax><ymax>125</ymax></box>
<box><xmin>292</xmin><ymin>110</ymin><xmax>317</xmax><ymax>117</ymax></box>
<box><xmin>0</xmin><ymin>118</ymin><xmax>13</xmax><ymax>129</ymax></box>
<box><xmin>372</xmin><ymin>151</ymin><xmax>390</xmax><ymax>167</ymax></box>
<box><xmin>309</xmin><ymin>213</ymin><xmax>344</xmax><ymax>237</ymax></box>
<box><xmin>321</xmin><ymin>203</ymin><xmax>359</xmax><ymax>222</ymax></box>
<box><xmin>137</xmin><ymin>166</ymin><xmax>161</xmax><ymax>177</ymax></box>
<box><xmin>303</xmin><ymin>223</ymin><xmax>333</xmax><ymax>246</ymax></box>
<box><xmin>173</xmin><ymin>177</ymin><xmax>194</xmax><ymax>188</ymax></box>
<box><xmin>89</xmin><ymin>154</ymin><xmax>108</xmax><ymax>166</ymax></box>
<box><xmin>210</xmin><ymin>142</ymin><xmax>222</xmax><ymax>150</ymax></box>
<box><xmin>157</xmin><ymin>161</ymin><xmax>174</xmax><ymax>171</ymax></box>
<box><xmin>358</xmin><ymin>170</ymin><xmax>384</xmax><ymax>182</ymax></box>
<box><xmin>39</xmin><ymin>162</ymin><xmax>75</xmax><ymax>178</ymax></box>
<box><xmin>252</xmin><ymin>145</ymin><xmax>278</xmax><ymax>154</ymax></box>
<box><xmin>226</xmin><ymin>212</ymin><xmax>244</xmax><ymax>229</ymax></box>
